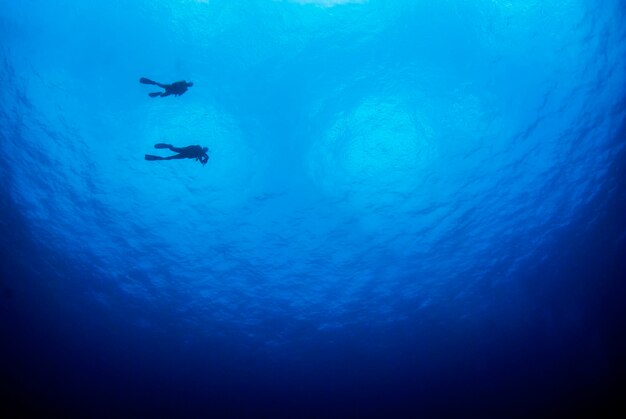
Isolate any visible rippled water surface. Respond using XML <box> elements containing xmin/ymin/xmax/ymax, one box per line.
<box><xmin>1</xmin><ymin>0</ymin><xmax>625</xmax><ymax>416</ymax></box>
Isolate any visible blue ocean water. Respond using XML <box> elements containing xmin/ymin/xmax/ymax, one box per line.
<box><xmin>1</xmin><ymin>0</ymin><xmax>625</xmax><ymax>416</ymax></box>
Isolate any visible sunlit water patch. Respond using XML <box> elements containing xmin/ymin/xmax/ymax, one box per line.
<box><xmin>309</xmin><ymin>96</ymin><xmax>437</xmax><ymax>202</ymax></box>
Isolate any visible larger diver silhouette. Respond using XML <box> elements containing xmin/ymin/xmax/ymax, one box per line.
<box><xmin>140</xmin><ymin>77</ymin><xmax>193</xmax><ymax>98</ymax></box>
<box><xmin>145</xmin><ymin>143</ymin><xmax>209</xmax><ymax>165</ymax></box>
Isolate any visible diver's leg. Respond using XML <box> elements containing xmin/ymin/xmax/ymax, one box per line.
<box><xmin>141</xmin><ymin>78</ymin><xmax>167</xmax><ymax>88</ymax></box>
<box><xmin>149</xmin><ymin>92</ymin><xmax>163</xmax><ymax>98</ymax></box>
<box><xmin>169</xmin><ymin>147</ymin><xmax>184</xmax><ymax>153</ymax></box>
<box><xmin>145</xmin><ymin>154</ymin><xmax>164</xmax><ymax>161</ymax></box>
<box><xmin>163</xmin><ymin>154</ymin><xmax>187</xmax><ymax>160</ymax></box>
<box><xmin>160</xmin><ymin>90</ymin><xmax>173</xmax><ymax>98</ymax></box>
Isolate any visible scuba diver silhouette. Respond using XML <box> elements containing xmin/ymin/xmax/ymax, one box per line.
<box><xmin>145</xmin><ymin>144</ymin><xmax>209</xmax><ymax>165</ymax></box>
<box><xmin>140</xmin><ymin>77</ymin><xmax>194</xmax><ymax>97</ymax></box>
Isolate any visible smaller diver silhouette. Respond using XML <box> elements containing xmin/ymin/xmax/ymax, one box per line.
<box><xmin>140</xmin><ymin>77</ymin><xmax>193</xmax><ymax>97</ymax></box>
<box><xmin>145</xmin><ymin>143</ymin><xmax>209</xmax><ymax>165</ymax></box>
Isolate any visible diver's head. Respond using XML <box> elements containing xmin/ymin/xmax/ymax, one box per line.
<box><xmin>202</xmin><ymin>147</ymin><xmax>208</xmax><ymax>153</ymax></box>
<box><xmin>187</xmin><ymin>81</ymin><xmax>194</xmax><ymax>87</ymax></box>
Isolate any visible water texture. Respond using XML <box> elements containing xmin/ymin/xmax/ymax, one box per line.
<box><xmin>1</xmin><ymin>0</ymin><xmax>625</xmax><ymax>416</ymax></box>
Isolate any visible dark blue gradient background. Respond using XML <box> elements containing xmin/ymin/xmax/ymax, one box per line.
<box><xmin>1</xmin><ymin>1</ymin><xmax>625</xmax><ymax>417</ymax></box>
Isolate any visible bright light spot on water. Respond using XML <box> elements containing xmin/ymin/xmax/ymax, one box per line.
<box><xmin>309</xmin><ymin>97</ymin><xmax>437</xmax><ymax>203</ymax></box>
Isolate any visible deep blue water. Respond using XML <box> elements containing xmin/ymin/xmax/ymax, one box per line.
<box><xmin>1</xmin><ymin>0</ymin><xmax>626</xmax><ymax>417</ymax></box>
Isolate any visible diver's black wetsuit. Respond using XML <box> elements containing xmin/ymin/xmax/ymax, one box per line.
<box><xmin>140</xmin><ymin>77</ymin><xmax>193</xmax><ymax>97</ymax></box>
<box><xmin>145</xmin><ymin>144</ymin><xmax>209</xmax><ymax>165</ymax></box>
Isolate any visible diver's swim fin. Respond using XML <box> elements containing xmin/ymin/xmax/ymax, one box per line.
<box><xmin>154</xmin><ymin>143</ymin><xmax>172</xmax><ymax>149</ymax></box>
<box><xmin>140</xmin><ymin>77</ymin><xmax>157</xmax><ymax>85</ymax></box>
<box><xmin>145</xmin><ymin>154</ymin><xmax>162</xmax><ymax>161</ymax></box>
<box><xmin>149</xmin><ymin>92</ymin><xmax>162</xmax><ymax>98</ymax></box>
